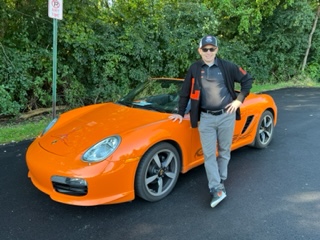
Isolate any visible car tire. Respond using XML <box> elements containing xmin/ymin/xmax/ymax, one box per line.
<box><xmin>252</xmin><ymin>110</ymin><xmax>274</xmax><ymax>148</ymax></box>
<box><xmin>135</xmin><ymin>142</ymin><xmax>181</xmax><ymax>202</ymax></box>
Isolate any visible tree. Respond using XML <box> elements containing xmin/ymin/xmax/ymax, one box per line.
<box><xmin>302</xmin><ymin>2</ymin><xmax>320</xmax><ymax>71</ymax></box>
<box><xmin>0</xmin><ymin>0</ymin><xmax>319</xmax><ymax>117</ymax></box>
<box><xmin>244</xmin><ymin>0</ymin><xmax>315</xmax><ymax>83</ymax></box>
<box><xmin>203</xmin><ymin>0</ymin><xmax>294</xmax><ymax>38</ymax></box>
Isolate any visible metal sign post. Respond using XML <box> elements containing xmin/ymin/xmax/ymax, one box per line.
<box><xmin>52</xmin><ymin>19</ymin><xmax>58</xmax><ymax>119</ymax></box>
<box><xmin>48</xmin><ymin>0</ymin><xmax>63</xmax><ymax>119</ymax></box>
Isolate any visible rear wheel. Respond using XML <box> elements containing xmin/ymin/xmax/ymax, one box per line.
<box><xmin>135</xmin><ymin>142</ymin><xmax>181</xmax><ymax>202</ymax></box>
<box><xmin>252</xmin><ymin>110</ymin><xmax>274</xmax><ymax>148</ymax></box>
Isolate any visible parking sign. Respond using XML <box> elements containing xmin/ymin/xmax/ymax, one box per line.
<box><xmin>48</xmin><ymin>0</ymin><xmax>63</xmax><ymax>20</ymax></box>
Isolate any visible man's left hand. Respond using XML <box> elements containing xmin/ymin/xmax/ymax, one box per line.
<box><xmin>226</xmin><ymin>100</ymin><xmax>242</xmax><ymax>114</ymax></box>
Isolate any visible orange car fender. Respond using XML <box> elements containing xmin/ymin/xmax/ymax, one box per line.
<box><xmin>113</xmin><ymin>119</ymin><xmax>193</xmax><ymax>175</ymax></box>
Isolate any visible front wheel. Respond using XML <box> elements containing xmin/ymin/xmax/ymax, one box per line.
<box><xmin>135</xmin><ymin>142</ymin><xmax>181</xmax><ymax>202</ymax></box>
<box><xmin>252</xmin><ymin>110</ymin><xmax>274</xmax><ymax>148</ymax></box>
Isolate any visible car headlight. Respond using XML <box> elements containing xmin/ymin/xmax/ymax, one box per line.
<box><xmin>42</xmin><ymin>117</ymin><xmax>59</xmax><ymax>136</ymax></box>
<box><xmin>82</xmin><ymin>136</ymin><xmax>121</xmax><ymax>163</ymax></box>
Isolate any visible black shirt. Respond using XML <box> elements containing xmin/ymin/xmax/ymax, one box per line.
<box><xmin>200</xmin><ymin>61</ymin><xmax>233</xmax><ymax>110</ymax></box>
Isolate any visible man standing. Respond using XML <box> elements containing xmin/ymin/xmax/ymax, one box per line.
<box><xmin>169</xmin><ymin>35</ymin><xmax>253</xmax><ymax>208</ymax></box>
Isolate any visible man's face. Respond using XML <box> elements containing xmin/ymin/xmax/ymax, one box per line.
<box><xmin>198</xmin><ymin>44</ymin><xmax>218</xmax><ymax>64</ymax></box>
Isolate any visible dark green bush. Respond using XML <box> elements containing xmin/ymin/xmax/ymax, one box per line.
<box><xmin>0</xmin><ymin>0</ymin><xmax>319</xmax><ymax>117</ymax></box>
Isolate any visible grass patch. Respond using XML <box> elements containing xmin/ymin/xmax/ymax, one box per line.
<box><xmin>251</xmin><ymin>76</ymin><xmax>320</xmax><ymax>92</ymax></box>
<box><xmin>252</xmin><ymin>82</ymin><xmax>320</xmax><ymax>93</ymax></box>
<box><xmin>0</xmin><ymin>117</ymin><xmax>50</xmax><ymax>144</ymax></box>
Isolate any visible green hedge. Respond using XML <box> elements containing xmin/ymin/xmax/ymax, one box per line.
<box><xmin>0</xmin><ymin>0</ymin><xmax>319</xmax><ymax>117</ymax></box>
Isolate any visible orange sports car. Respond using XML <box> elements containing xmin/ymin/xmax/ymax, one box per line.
<box><xmin>26</xmin><ymin>78</ymin><xmax>277</xmax><ymax>206</ymax></box>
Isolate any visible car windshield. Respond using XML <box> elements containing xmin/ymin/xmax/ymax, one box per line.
<box><xmin>117</xmin><ymin>79</ymin><xmax>183</xmax><ymax>113</ymax></box>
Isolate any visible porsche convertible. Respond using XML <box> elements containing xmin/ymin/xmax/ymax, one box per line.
<box><xmin>26</xmin><ymin>78</ymin><xmax>277</xmax><ymax>206</ymax></box>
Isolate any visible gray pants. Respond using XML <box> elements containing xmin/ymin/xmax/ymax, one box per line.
<box><xmin>198</xmin><ymin>112</ymin><xmax>236</xmax><ymax>191</ymax></box>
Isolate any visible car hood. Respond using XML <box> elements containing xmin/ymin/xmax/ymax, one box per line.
<box><xmin>39</xmin><ymin>103</ymin><xmax>167</xmax><ymax>156</ymax></box>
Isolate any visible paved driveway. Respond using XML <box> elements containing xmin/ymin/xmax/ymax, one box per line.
<box><xmin>1</xmin><ymin>88</ymin><xmax>320</xmax><ymax>240</ymax></box>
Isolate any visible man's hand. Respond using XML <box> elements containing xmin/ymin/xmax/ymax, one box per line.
<box><xmin>168</xmin><ymin>114</ymin><xmax>183</xmax><ymax>123</ymax></box>
<box><xmin>226</xmin><ymin>100</ymin><xmax>242</xmax><ymax>114</ymax></box>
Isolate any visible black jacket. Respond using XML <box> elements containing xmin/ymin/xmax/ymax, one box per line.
<box><xmin>178</xmin><ymin>58</ymin><xmax>253</xmax><ymax>128</ymax></box>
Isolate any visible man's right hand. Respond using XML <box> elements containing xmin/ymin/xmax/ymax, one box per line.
<box><xmin>168</xmin><ymin>114</ymin><xmax>183</xmax><ymax>123</ymax></box>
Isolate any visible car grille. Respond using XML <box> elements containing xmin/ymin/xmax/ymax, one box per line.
<box><xmin>52</xmin><ymin>182</ymin><xmax>87</xmax><ymax>196</ymax></box>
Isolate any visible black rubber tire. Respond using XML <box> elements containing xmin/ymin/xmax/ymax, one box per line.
<box><xmin>252</xmin><ymin>110</ymin><xmax>274</xmax><ymax>148</ymax></box>
<box><xmin>135</xmin><ymin>142</ymin><xmax>181</xmax><ymax>202</ymax></box>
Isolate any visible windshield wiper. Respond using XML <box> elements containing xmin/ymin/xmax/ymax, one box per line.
<box><xmin>133</xmin><ymin>104</ymin><xmax>165</xmax><ymax>112</ymax></box>
<box><xmin>117</xmin><ymin>100</ymin><xmax>133</xmax><ymax>107</ymax></box>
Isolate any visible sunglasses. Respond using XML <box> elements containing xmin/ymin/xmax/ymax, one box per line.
<box><xmin>202</xmin><ymin>47</ymin><xmax>216</xmax><ymax>52</ymax></box>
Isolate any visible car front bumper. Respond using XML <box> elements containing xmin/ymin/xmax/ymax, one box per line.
<box><xmin>26</xmin><ymin>138</ymin><xmax>139</xmax><ymax>206</ymax></box>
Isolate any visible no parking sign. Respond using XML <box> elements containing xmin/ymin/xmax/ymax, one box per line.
<box><xmin>48</xmin><ymin>0</ymin><xmax>63</xmax><ymax>20</ymax></box>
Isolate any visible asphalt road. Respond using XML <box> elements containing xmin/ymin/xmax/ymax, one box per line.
<box><xmin>1</xmin><ymin>88</ymin><xmax>320</xmax><ymax>240</ymax></box>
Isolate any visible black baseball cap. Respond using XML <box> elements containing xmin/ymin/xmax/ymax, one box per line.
<box><xmin>199</xmin><ymin>35</ymin><xmax>218</xmax><ymax>48</ymax></box>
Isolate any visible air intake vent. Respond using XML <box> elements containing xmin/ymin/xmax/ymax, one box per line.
<box><xmin>51</xmin><ymin>176</ymin><xmax>88</xmax><ymax>196</ymax></box>
<box><xmin>242</xmin><ymin>115</ymin><xmax>254</xmax><ymax>134</ymax></box>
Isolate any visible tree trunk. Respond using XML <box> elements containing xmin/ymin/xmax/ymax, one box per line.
<box><xmin>302</xmin><ymin>5</ymin><xmax>320</xmax><ymax>71</ymax></box>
